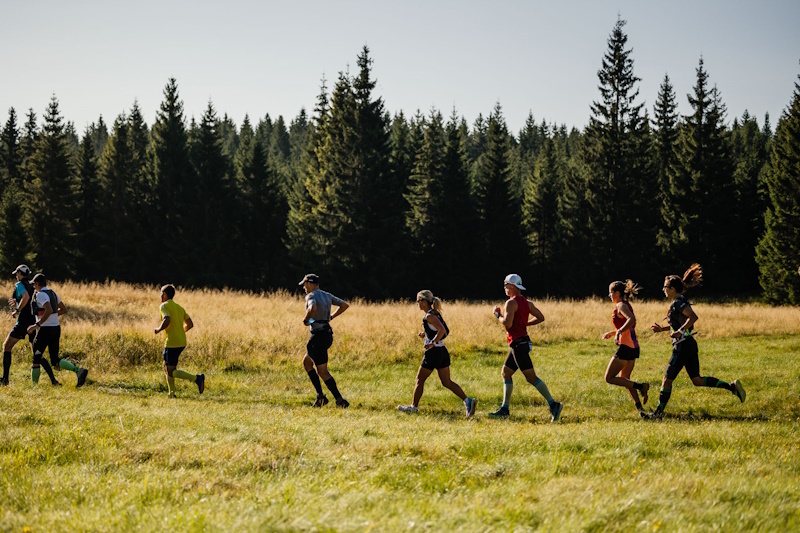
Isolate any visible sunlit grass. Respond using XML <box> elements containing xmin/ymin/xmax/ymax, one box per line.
<box><xmin>1</xmin><ymin>282</ymin><xmax>799</xmax><ymax>531</ymax></box>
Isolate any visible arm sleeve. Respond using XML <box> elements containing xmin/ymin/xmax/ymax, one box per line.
<box><xmin>159</xmin><ymin>302</ymin><xmax>169</xmax><ymax>318</ymax></box>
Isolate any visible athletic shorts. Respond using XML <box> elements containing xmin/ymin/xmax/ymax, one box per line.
<box><xmin>504</xmin><ymin>336</ymin><xmax>534</xmax><ymax>372</ymax></box>
<box><xmin>163</xmin><ymin>346</ymin><xmax>185</xmax><ymax>367</ymax></box>
<box><xmin>615</xmin><ymin>345</ymin><xmax>640</xmax><ymax>361</ymax></box>
<box><xmin>32</xmin><ymin>325</ymin><xmax>61</xmax><ymax>366</ymax></box>
<box><xmin>9</xmin><ymin>321</ymin><xmax>35</xmax><ymax>342</ymax></box>
<box><xmin>420</xmin><ymin>345</ymin><xmax>451</xmax><ymax>370</ymax></box>
<box><xmin>664</xmin><ymin>336</ymin><xmax>700</xmax><ymax>380</ymax></box>
<box><xmin>307</xmin><ymin>328</ymin><xmax>333</xmax><ymax>366</ymax></box>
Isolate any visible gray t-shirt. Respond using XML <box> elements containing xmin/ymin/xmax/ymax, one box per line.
<box><xmin>305</xmin><ymin>289</ymin><xmax>345</xmax><ymax>332</ymax></box>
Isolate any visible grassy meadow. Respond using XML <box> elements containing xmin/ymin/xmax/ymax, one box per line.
<box><xmin>1</xmin><ymin>282</ymin><xmax>799</xmax><ymax>531</ymax></box>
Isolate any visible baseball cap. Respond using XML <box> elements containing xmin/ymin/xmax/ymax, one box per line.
<box><xmin>12</xmin><ymin>264</ymin><xmax>31</xmax><ymax>276</ymax></box>
<box><xmin>298</xmin><ymin>273</ymin><xmax>320</xmax><ymax>286</ymax></box>
<box><xmin>503</xmin><ymin>273</ymin><xmax>526</xmax><ymax>290</ymax></box>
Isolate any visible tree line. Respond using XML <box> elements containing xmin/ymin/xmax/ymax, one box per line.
<box><xmin>1</xmin><ymin>19</ymin><xmax>798</xmax><ymax>303</ymax></box>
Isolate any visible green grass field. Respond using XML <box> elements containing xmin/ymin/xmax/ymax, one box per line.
<box><xmin>1</xmin><ymin>287</ymin><xmax>799</xmax><ymax>531</ymax></box>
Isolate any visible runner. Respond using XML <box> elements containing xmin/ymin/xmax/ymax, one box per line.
<box><xmin>2</xmin><ymin>265</ymin><xmax>36</xmax><ymax>385</ymax></box>
<box><xmin>27</xmin><ymin>273</ymin><xmax>88</xmax><ymax>387</ymax></box>
<box><xmin>299</xmin><ymin>274</ymin><xmax>350</xmax><ymax>408</ymax></box>
<box><xmin>488</xmin><ymin>274</ymin><xmax>563</xmax><ymax>422</ymax></box>
<box><xmin>602</xmin><ymin>279</ymin><xmax>649</xmax><ymax>411</ymax></box>
<box><xmin>398</xmin><ymin>290</ymin><xmax>476</xmax><ymax>417</ymax></box>
<box><xmin>154</xmin><ymin>284</ymin><xmax>204</xmax><ymax>397</ymax></box>
<box><xmin>643</xmin><ymin>264</ymin><xmax>746</xmax><ymax>419</ymax></box>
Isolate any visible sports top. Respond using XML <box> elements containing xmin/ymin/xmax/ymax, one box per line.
<box><xmin>13</xmin><ymin>280</ymin><xmax>34</xmax><ymax>326</ymax></box>
<box><xmin>667</xmin><ymin>294</ymin><xmax>693</xmax><ymax>334</ymax></box>
<box><xmin>32</xmin><ymin>287</ymin><xmax>61</xmax><ymax>327</ymax></box>
<box><xmin>305</xmin><ymin>289</ymin><xmax>344</xmax><ymax>332</ymax></box>
<box><xmin>160</xmin><ymin>299</ymin><xmax>190</xmax><ymax>348</ymax></box>
<box><xmin>612</xmin><ymin>302</ymin><xmax>639</xmax><ymax>349</ymax></box>
<box><xmin>506</xmin><ymin>295</ymin><xmax>530</xmax><ymax>344</ymax></box>
<box><xmin>422</xmin><ymin>309</ymin><xmax>448</xmax><ymax>348</ymax></box>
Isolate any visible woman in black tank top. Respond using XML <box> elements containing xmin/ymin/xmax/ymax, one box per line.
<box><xmin>397</xmin><ymin>290</ymin><xmax>476</xmax><ymax>417</ymax></box>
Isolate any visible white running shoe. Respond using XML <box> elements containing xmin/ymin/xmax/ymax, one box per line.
<box><xmin>397</xmin><ymin>405</ymin><xmax>418</xmax><ymax>413</ymax></box>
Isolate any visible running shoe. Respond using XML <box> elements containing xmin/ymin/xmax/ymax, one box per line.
<box><xmin>397</xmin><ymin>405</ymin><xmax>418</xmax><ymax>413</ymax></box>
<box><xmin>550</xmin><ymin>401</ymin><xmax>563</xmax><ymax>423</ymax></box>
<box><xmin>488</xmin><ymin>406</ymin><xmax>509</xmax><ymax>418</ymax></box>
<box><xmin>195</xmin><ymin>373</ymin><xmax>205</xmax><ymax>394</ymax></box>
<box><xmin>732</xmin><ymin>380</ymin><xmax>746</xmax><ymax>403</ymax></box>
<box><xmin>312</xmin><ymin>395</ymin><xmax>329</xmax><ymax>407</ymax></box>
<box><xmin>640</xmin><ymin>382</ymin><xmax>650</xmax><ymax>405</ymax></box>
<box><xmin>76</xmin><ymin>368</ymin><xmax>88</xmax><ymax>388</ymax></box>
<box><xmin>336</xmin><ymin>397</ymin><xmax>350</xmax><ymax>409</ymax></box>
<box><xmin>0</xmin><ymin>378</ymin><xmax>8</xmax><ymax>387</ymax></box>
<box><xmin>641</xmin><ymin>409</ymin><xmax>663</xmax><ymax>421</ymax></box>
<box><xmin>465</xmin><ymin>397</ymin><xmax>477</xmax><ymax>418</ymax></box>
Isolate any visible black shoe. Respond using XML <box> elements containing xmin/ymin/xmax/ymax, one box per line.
<box><xmin>0</xmin><ymin>378</ymin><xmax>8</xmax><ymax>387</ymax></box>
<box><xmin>196</xmin><ymin>373</ymin><xmax>205</xmax><ymax>394</ymax></box>
<box><xmin>489</xmin><ymin>406</ymin><xmax>510</xmax><ymax>418</ymax></box>
<box><xmin>76</xmin><ymin>368</ymin><xmax>88</xmax><ymax>388</ymax></box>
<box><xmin>641</xmin><ymin>409</ymin><xmax>663</xmax><ymax>421</ymax></box>
<box><xmin>313</xmin><ymin>395</ymin><xmax>329</xmax><ymax>407</ymax></box>
<box><xmin>336</xmin><ymin>397</ymin><xmax>350</xmax><ymax>409</ymax></box>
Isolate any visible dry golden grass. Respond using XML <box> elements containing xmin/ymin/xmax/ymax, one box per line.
<box><xmin>3</xmin><ymin>280</ymin><xmax>798</xmax><ymax>369</ymax></box>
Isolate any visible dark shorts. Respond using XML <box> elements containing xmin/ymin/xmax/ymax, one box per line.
<box><xmin>664</xmin><ymin>336</ymin><xmax>700</xmax><ymax>380</ymax></box>
<box><xmin>504</xmin><ymin>336</ymin><xmax>534</xmax><ymax>372</ymax></box>
<box><xmin>307</xmin><ymin>328</ymin><xmax>333</xmax><ymax>366</ymax></box>
<box><xmin>32</xmin><ymin>325</ymin><xmax>61</xmax><ymax>365</ymax></box>
<box><xmin>615</xmin><ymin>345</ymin><xmax>640</xmax><ymax>361</ymax></box>
<box><xmin>421</xmin><ymin>345</ymin><xmax>451</xmax><ymax>370</ymax></box>
<box><xmin>9</xmin><ymin>321</ymin><xmax>35</xmax><ymax>342</ymax></box>
<box><xmin>163</xmin><ymin>346</ymin><xmax>185</xmax><ymax>367</ymax></box>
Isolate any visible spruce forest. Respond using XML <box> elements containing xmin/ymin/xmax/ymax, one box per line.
<box><xmin>1</xmin><ymin>20</ymin><xmax>798</xmax><ymax>302</ymax></box>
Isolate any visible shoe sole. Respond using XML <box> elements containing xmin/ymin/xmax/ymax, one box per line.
<box><xmin>466</xmin><ymin>399</ymin><xmax>477</xmax><ymax>418</ymax></box>
<box><xmin>551</xmin><ymin>402</ymin><xmax>563</xmax><ymax>423</ymax></box>
<box><xmin>733</xmin><ymin>380</ymin><xmax>746</xmax><ymax>403</ymax></box>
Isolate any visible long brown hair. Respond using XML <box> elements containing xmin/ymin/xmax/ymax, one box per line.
<box><xmin>665</xmin><ymin>263</ymin><xmax>703</xmax><ymax>293</ymax></box>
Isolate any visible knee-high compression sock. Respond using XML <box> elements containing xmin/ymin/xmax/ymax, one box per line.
<box><xmin>532</xmin><ymin>378</ymin><xmax>555</xmax><ymax>406</ymax></box>
<box><xmin>31</xmin><ymin>366</ymin><xmax>41</xmax><ymax>383</ymax></box>
<box><xmin>2</xmin><ymin>351</ymin><xmax>11</xmax><ymax>381</ymax></box>
<box><xmin>701</xmin><ymin>376</ymin><xmax>733</xmax><ymax>391</ymax></box>
<box><xmin>307</xmin><ymin>370</ymin><xmax>324</xmax><ymax>396</ymax></box>
<box><xmin>58</xmin><ymin>359</ymin><xmax>79</xmax><ymax>373</ymax></box>
<box><xmin>502</xmin><ymin>380</ymin><xmax>513</xmax><ymax>408</ymax></box>
<box><xmin>39</xmin><ymin>359</ymin><xmax>57</xmax><ymax>384</ymax></box>
<box><xmin>657</xmin><ymin>388</ymin><xmax>672</xmax><ymax>412</ymax></box>
<box><xmin>324</xmin><ymin>377</ymin><xmax>342</xmax><ymax>400</ymax></box>
<box><xmin>172</xmin><ymin>369</ymin><xmax>196</xmax><ymax>382</ymax></box>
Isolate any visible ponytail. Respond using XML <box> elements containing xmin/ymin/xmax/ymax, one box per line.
<box><xmin>416</xmin><ymin>290</ymin><xmax>443</xmax><ymax>312</ymax></box>
<box><xmin>609</xmin><ymin>279</ymin><xmax>640</xmax><ymax>301</ymax></box>
<box><xmin>665</xmin><ymin>263</ymin><xmax>703</xmax><ymax>293</ymax></box>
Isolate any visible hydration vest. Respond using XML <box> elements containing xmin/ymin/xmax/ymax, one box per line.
<box><xmin>31</xmin><ymin>288</ymin><xmax>60</xmax><ymax>317</ymax></box>
<box><xmin>423</xmin><ymin>310</ymin><xmax>450</xmax><ymax>341</ymax></box>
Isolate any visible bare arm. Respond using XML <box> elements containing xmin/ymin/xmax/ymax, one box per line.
<box><xmin>494</xmin><ymin>298</ymin><xmax>518</xmax><ymax>330</ymax></box>
<box><xmin>10</xmin><ymin>292</ymin><xmax>29</xmax><ymax>318</ymax></box>
<box><xmin>330</xmin><ymin>301</ymin><xmax>349</xmax><ymax>320</ymax></box>
<box><xmin>303</xmin><ymin>301</ymin><xmax>316</xmax><ymax>326</ymax></box>
<box><xmin>57</xmin><ymin>301</ymin><xmax>67</xmax><ymax>316</ymax></box>
<box><xmin>423</xmin><ymin>313</ymin><xmax>446</xmax><ymax>349</ymax></box>
<box><xmin>671</xmin><ymin>305</ymin><xmax>698</xmax><ymax>339</ymax></box>
<box><xmin>613</xmin><ymin>302</ymin><xmax>635</xmax><ymax>345</ymax></box>
<box><xmin>184</xmin><ymin>316</ymin><xmax>193</xmax><ymax>333</ymax></box>
<box><xmin>154</xmin><ymin>315</ymin><xmax>171</xmax><ymax>334</ymax></box>
<box><xmin>526</xmin><ymin>300</ymin><xmax>544</xmax><ymax>327</ymax></box>
<box><xmin>27</xmin><ymin>301</ymin><xmax>53</xmax><ymax>333</ymax></box>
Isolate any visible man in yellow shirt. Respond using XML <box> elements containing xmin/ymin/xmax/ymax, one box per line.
<box><xmin>154</xmin><ymin>285</ymin><xmax>204</xmax><ymax>397</ymax></box>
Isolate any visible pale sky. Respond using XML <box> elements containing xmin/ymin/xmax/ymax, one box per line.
<box><xmin>1</xmin><ymin>0</ymin><xmax>798</xmax><ymax>135</ymax></box>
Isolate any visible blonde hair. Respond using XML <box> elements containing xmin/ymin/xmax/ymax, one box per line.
<box><xmin>665</xmin><ymin>263</ymin><xmax>703</xmax><ymax>293</ymax></box>
<box><xmin>609</xmin><ymin>279</ymin><xmax>641</xmax><ymax>301</ymax></box>
<box><xmin>416</xmin><ymin>290</ymin><xmax>442</xmax><ymax>312</ymax></box>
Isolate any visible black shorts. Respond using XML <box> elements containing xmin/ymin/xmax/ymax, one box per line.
<box><xmin>615</xmin><ymin>345</ymin><xmax>640</xmax><ymax>361</ymax></box>
<box><xmin>163</xmin><ymin>346</ymin><xmax>185</xmax><ymax>367</ymax></box>
<box><xmin>420</xmin><ymin>345</ymin><xmax>451</xmax><ymax>370</ymax></box>
<box><xmin>664</xmin><ymin>336</ymin><xmax>700</xmax><ymax>380</ymax></box>
<box><xmin>504</xmin><ymin>336</ymin><xmax>534</xmax><ymax>372</ymax></box>
<box><xmin>32</xmin><ymin>325</ymin><xmax>61</xmax><ymax>365</ymax></box>
<box><xmin>9</xmin><ymin>321</ymin><xmax>35</xmax><ymax>342</ymax></box>
<box><xmin>307</xmin><ymin>328</ymin><xmax>333</xmax><ymax>366</ymax></box>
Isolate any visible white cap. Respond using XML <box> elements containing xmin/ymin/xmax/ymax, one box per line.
<box><xmin>12</xmin><ymin>264</ymin><xmax>31</xmax><ymax>276</ymax></box>
<box><xmin>504</xmin><ymin>274</ymin><xmax>525</xmax><ymax>290</ymax></box>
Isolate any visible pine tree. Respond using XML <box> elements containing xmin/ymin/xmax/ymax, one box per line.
<box><xmin>583</xmin><ymin>17</ymin><xmax>657</xmax><ymax>290</ymax></box>
<box><xmin>147</xmin><ymin>78</ymin><xmax>192</xmax><ymax>281</ymax></box>
<box><xmin>24</xmin><ymin>95</ymin><xmax>78</xmax><ymax>278</ymax></box>
<box><xmin>91</xmin><ymin>115</ymin><xmax>109</xmax><ymax>158</ymax></box>
<box><xmin>653</xmin><ymin>74</ymin><xmax>681</xmax><ymax>256</ymax></box>
<box><xmin>0</xmin><ymin>183</ymin><xmax>33</xmax><ymax>274</ymax></box>
<box><xmin>1</xmin><ymin>108</ymin><xmax>21</xmax><ymax>195</ymax></box>
<box><xmin>74</xmin><ymin>130</ymin><xmax>101</xmax><ymax>279</ymax></box>
<box><xmin>756</xmin><ymin>69</ymin><xmax>800</xmax><ymax>304</ymax></box>
<box><xmin>20</xmin><ymin>109</ymin><xmax>38</xmax><ymax>184</ymax></box>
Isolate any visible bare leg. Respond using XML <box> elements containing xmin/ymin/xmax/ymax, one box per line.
<box><xmin>412</xmin><ymin>367</ymin><xmax>433</xmax><ymax>407</ymax></box>
<box><xmin>437</xmin><ymin>366</ymin><xmax>467</xmax><ymax>401</ymax></box>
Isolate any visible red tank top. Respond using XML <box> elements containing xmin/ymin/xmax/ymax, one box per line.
<box><xmin>506</xmin><ymin>295</ymin><xmax>530</xmax><ymax>344</ymax></box>
<box><xmin>612</xmin><ymin>302</ymin><xmax>639</xmax><ymax>348</ymax></box>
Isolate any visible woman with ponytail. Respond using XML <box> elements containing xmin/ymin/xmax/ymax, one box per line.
<box><xmin>398</xmin><ymin>290</ymin><xmax>477</xmax><ymax>417</ymax></box>
<box><xmin>602</xmin><ymin>279</ymin><xmax>650</xmax><ymax>412</ymax></box>
<box><xmin>643</xmin><ymin>264</ymin><xmax>746</xmax><ymax>419</ymax></box>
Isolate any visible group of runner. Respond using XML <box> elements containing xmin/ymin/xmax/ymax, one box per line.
<box><xmin>2</xmin><ymin>263</ymin><xmax>747</xmax><ymax>420</ymax></box>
